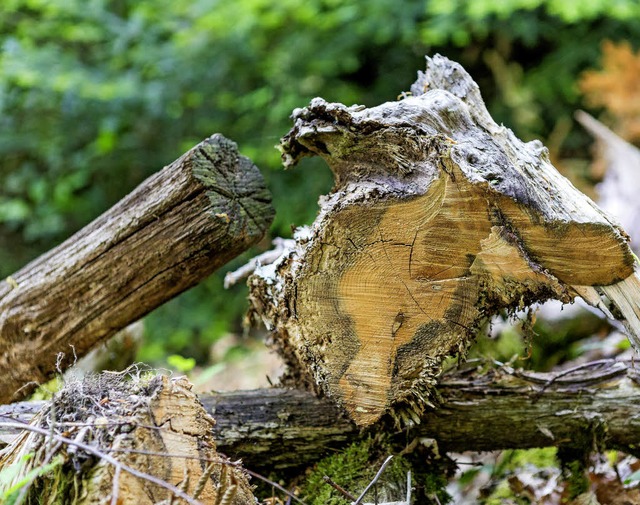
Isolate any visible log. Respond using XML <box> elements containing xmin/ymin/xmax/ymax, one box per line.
<box><xmin>3</xmin><ymin>361</ymin><xmax>640</xmax><ymax>472</ymax></box>
<box><xmin>209</xmin><ymin>360</ymin><xmax>640</xmax><ymax>467</ymax></box>
<box><xmin>0</xmin><ymin>134</ymin><xmax>274</xmax><ymax>403</ymax></box>
<box><xmin>0</xmin><ymin>372</ymin><xmax>256</xmax><ymax>504</ymax></box>
<box><xmin>248</xmin><ymin>54</ymin><xmax>640</xmax><ymax>427</ymax></box>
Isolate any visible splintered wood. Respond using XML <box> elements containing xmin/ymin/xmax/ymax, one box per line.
<box><xmin>248</xmin><ymin>55</ymin><xmax>640</xmax><ymax>426</ymax></box>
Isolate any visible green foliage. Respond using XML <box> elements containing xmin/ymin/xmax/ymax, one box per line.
<box><xmin>0</xmin><ymin>454</ymin><xmax>64</xmax><ymax>505</ymax></box>
<box><xmin>496</xmin><ymin>448</ymin><xmax>558</xmax><ymax>473</ymax></box>
<box><xmin>2</xmin><ymin>0</ymin><xmax>640</xmax><ymax>361</ymax></box>
<box><xmin>166</xmin><ymin>353</ymin><xmax>196</xmax><ymax>373</ymax></box>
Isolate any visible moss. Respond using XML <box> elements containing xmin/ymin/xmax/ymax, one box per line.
<box><xmin>304</xmin><ymin>439</ymin><xmax>383</xmax><ymax>505</ymax></box>
<box><xmin>502</xmin><ymin>448</ymin><xmax>558</xmax><ymax>470</ymax></box>
<box><xmin>563</xmin><ymin>460</ymin><xmax>589</xmax><ymax>499</ymax></box>
<box><xmin>301</xmin><ymin>437</ymin><xmax>451</xmax><ymax>505</ymax></box>
<box><xmin>421</xmin><ymin>470</ymin><xmax>452</xmax><ymax>504</ymax></box>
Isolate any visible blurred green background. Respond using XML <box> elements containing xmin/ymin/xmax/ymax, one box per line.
<box><xmin>2</xmin><ymin>0</ymin><xmax>639</xmax><ymax>366</ymax></box>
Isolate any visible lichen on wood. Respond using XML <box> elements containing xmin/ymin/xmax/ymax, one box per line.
<box><xmin>248</xmin><ymin>55</ymin><xmax>639</xmax><ymax>427</ymax></box>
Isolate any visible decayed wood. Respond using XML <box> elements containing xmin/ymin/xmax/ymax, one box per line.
<box><xmin>3</xmin><ymin>361</ymin><xmax>640</xmax><ymax>472</ymax></box>
<box><xmin>0</xmin><ymin>373</ymin><xmax>256</xmax><ymax>504</ymax></box>
<box><xmin>0</xmin><ymin>134</ymin><xmax>274</xmax><ymax>403</ymax></box>
<box><xmin>248</xmin><ymin>54</ymin><xmax>640</xmax><ymax>427</ymax></box>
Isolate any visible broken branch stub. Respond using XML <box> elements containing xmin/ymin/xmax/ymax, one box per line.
<box><xmin>248</xmin><ymin>55</ymin><xmax>640</xmax><ymax>427</ymax></box>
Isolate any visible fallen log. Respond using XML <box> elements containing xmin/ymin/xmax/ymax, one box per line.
<box><xmin>3</xmin><ymin>361</ymin><xmax>640</xmax><ymax>471</ymax></box>
<box><xmin>208</xmin><ymin>360</ymin><xmax>640</xmax><ymax>468</ymax></box>
<box><xmin>0</xmin><ymin>134</ymin><xmax>274</xmax><ymax>403</ymax></box>
<box><xmin>248</xmin><ymin>54</ymin><xmax>640</xmax><ymax>427</ymax></box>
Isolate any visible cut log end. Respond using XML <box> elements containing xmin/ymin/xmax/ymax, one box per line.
<box><xmin>189</xmin><ymin>134</ymin><xmax>274</xmax><ymax>239</ymax></box>
<box><xmin>249</xmin><ymin>55</ymin><xmax>638</xmax><ymax>427</ymax></box>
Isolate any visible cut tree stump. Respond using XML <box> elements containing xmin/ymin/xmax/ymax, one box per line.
<box><xmin>0</xmin><ymin>371</ymin><xmax>256</xmax><ymax>504</ymax></box>
<box><xmin>248</xmin><ymin>55</ymin><xmax>640</xmax><ymax>427</ymax></box>
<box><xmin>0</xmin><ymin>134</ymin><xmax>274</xmax><ymax>403</ymax></box>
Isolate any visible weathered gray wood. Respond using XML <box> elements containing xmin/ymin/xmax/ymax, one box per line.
<box><xmin>4</xmin><ymin>361</ymin><xmax>640</xmax><ymax>471</ymax></box>
<box><xmin>0</xmin><ymin>134</ymin><xmax>274</xmax><ymax>403</ymax></box>
<box><xmin>249</xmin><ymin>54</ymin><xmax>640</xmax><ymax>427</ymax></box>
<box><xmin>203</xmin><ymin>388</ymin><xmax>357</xmax><ymax>471</ymax></box>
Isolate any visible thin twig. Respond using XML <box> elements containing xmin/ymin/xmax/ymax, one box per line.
<box><xmin>354</xmin><ymin>455</ymin><xmax>394</xmax><ymax>505</ymax></box>
<box><xmin>0</xmin><ymin>417</ymin><xmax>307</xmax><ymax>505</ymax></box>
<box><xmin>532</xmin><ymin>358</ymin><xmax>623</xmax><ymax>401</ymax></box>
<box><xmin>111</xmin><ymin>465</ymin><xmax>121</xmax><ymax>505</ymax></box>
<box><xmin>323</xmin><ymin>475</ymin><xmax>356</xmax><ymax>501</ymax></box>
<box><xmin>0</xmin><ymin>421</ymin><xmax>203</xmax><ymax>505</ymax></box>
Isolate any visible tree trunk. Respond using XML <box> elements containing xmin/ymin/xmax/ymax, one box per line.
<box><xmin>0</xmin><ymin>134</ymin><xmax>274</xmax><ymax>403</ymax></box>
<box><xmin>3</xmin><ymin>360</ymin><xmax>640</xmax><ymax>472</ymax></box>
<box><xmin>248</xmin><ymin>54</ymin><xmax>640</xmax><ymax>427</ymax></box>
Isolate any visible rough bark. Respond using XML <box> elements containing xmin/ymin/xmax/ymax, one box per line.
<box><xmin>207</xmin><ymin>360</ymin><xmax>640</xmax><ymax>467</ymax></box>
<box><xmin>0</xmin><ymin>373</ymin><xmax>256</xmax><ymax>504</ymax></box>
<box><xmin>248</xmin><ymin>54</ymin><xmax>640</xmax><ymax>427</ymax></box>
<box><xmin>0</xmin><ymin>134</ymin><xmax>274</xmax><ymax>403</ymax></box>
<box><xmin>3</xmin><ymin>361</ymin><xmax>640</xmax><ymax>472</ymax></box>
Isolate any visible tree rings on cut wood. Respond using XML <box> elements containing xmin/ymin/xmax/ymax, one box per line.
<box><xmin>249</xmin><ymin>55</ymin><xmax>636</xmax><ymax>427</ymax></box>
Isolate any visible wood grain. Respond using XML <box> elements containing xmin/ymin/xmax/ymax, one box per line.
<box><xmin>0</xmin><ymin>134</ymin><xmax>274</xmax><ymax>403</ymax></box>
<box><xmin>249</xmin><ymin>55</ymin><xmax>637</xmax><ymax>427</ymax></box>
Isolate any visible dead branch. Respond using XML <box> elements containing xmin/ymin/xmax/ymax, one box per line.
<box><xmin>0</xmin><ymin>134</ymin><xmax>274</xmax><ymax>402</ymax></box>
